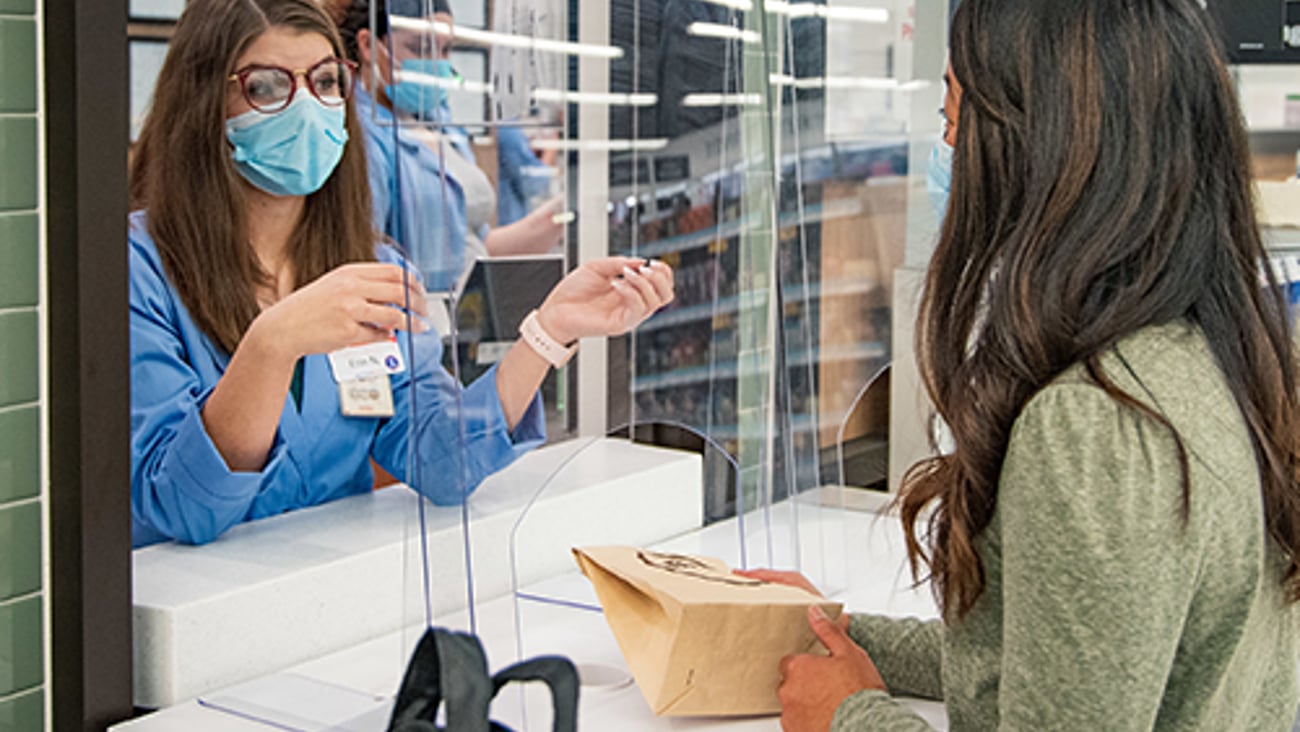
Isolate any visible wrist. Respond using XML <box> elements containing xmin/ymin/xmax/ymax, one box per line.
<box><xmin>520</xmin><ymin>309</ymin><xmax>577</xmax><ymax>368</ymax></box>
<box><xmin>244</xmin><ymin>311</ymin><xmax>300</xmax><ymax>366</ymax></box>
<box><xmin>534</xmin><ymin>305</ymin><xmax>577</xmax><ymax>346</ymax></box>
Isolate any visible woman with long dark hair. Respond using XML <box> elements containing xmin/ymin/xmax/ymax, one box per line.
<box><xmin>129</xmin><ymin>0</ymin><xmax>673</xmax><ymax>546</ymax></box>
<box><xmin>750</xmin><ymin>1</ymin><xmax>1300</xmax><ymax>728</ymax></box>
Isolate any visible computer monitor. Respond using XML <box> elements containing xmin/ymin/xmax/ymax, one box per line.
<box><xmin>442</xmin><ymin>255</ymin><xmax>566</xmax><ymax>385</ymax></box>
<box><xmin>1207</xmin><ymin>0</ymin><xmax>1300</xmax><ymax>64</ymax></box>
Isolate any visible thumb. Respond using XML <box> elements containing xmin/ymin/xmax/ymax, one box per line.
<box><xmin>808</xmin><ymin>605</ymin><xmax>853</xmax><ymax>656</ymax></box>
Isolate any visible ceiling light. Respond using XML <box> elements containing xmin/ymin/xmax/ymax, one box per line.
<box><xmin>389</xmin><ymin>16</ymin><xmax>624</xmax><ymax>59</ymax></box>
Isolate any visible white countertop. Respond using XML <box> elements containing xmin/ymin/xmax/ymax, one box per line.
<box><xmin>131</xmin><ymin>438</ymin><xmax>705</xmax><ymax>708</ymax></box>
<box><xmin>118</xmin><ymin>480</ymin><xmax>946</xmax><ymax>731</ymax></box>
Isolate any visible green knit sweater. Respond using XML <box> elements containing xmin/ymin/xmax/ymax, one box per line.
<box><xmin>834</xmin><ymin>322</ymin><xmax>1299</xmax><ymax>730</ymax></box>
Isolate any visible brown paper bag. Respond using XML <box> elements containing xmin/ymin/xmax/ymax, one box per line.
<box><xmin>573</xmin><ymin>545</ymin><xmax>843</xmax><ymax>717</ymax></box>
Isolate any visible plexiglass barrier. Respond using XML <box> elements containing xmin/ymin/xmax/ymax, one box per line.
<box><xmin>182</xmin><ymin>0</ymin><xmax>938</xmax><ymax>727</ymax></box>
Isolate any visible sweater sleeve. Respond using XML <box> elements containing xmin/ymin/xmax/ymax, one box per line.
<box><xmin>828</xmin><ymin>616</ymin><xmax>945</xmax><ymax>731</ymax></box>
<box><xmin>993</xmin><ymin>381</ymin><xmax>1196</xmax><ymax>729</ymax></box>
<box><xmin>846</xmin><ymin>614</ymin><xmax>944</xmax><ymax>700</ymax></box>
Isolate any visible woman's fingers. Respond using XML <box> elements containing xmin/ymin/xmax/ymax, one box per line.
<box><xmin>619</xmin><ymin>264</ymin><xmax>663</xmax><ymax>312</ymax></box>
<box><xmin>355</xmin><ymin>302</ymin><xmax>407</xmax><ymax>332</ymax></box>
<box><xmin>609</xmin><ymin>278</ymin><xmax>647</xmax><ymax>329</ymax></box>
<box><xmin>358</xmin><ymin>278</ymin><xmax>429</xmax><ymax>318</ymax></box>
<box><xmin>582</xmin><ymin>257</ymin><xmax>647</xmax><ymax>279</ymax></box>
<box><xmin>645</xmin><ymin>260</ymin><xmax>675</xmax><ymax>304</ymax></box>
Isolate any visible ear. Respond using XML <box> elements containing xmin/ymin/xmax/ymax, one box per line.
<box><xmin>356</xmin><ymin>27</ymin><xmax>375</xmax><ymax>66</ymax></box>
<box><xmin>355</xmin><ymin>28</ymin><xmax>392</xmax><ymax>88</ymax></box>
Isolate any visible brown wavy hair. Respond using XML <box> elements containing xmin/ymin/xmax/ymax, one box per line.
<box><xmin>901</xmin><ymin>0</ymin><xmax>1300</xmax><ymax>619</ymax></box>
<box><xmin>130</xmin><ymin>0</ymin><xmax>376</xmax><ymax>354</ymax></box>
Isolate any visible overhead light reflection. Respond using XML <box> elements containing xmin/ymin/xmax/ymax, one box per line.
<box><xmin>766</xmin><ymin>2</ymin><xmax>889</xmax><ymax>23</ymax></box>
<box><xmin>394</xmin><ymin>69</ymin><xmax>493</xmax><ymax>95</ymax></box>
<box><xmin>699</xmin><ymin>0</ymin><xmax>754</xmax><ymax>9</ymax></box>
<box><xmin>686</xmin><ymin>22</ymin><xmax>761</xmax><ymax>43</ymax></box>
<box><xmin>770</xmin><ymin>74</ymin><xmax>931</xmax><ymax>91</ymax></box>
<box><xmin>533</xmin><ymin>89</ymin><xmax>659</xmax><ymax>106</ymax></box>
<box><xmin>682</xmin><ymin>93</ymin><xmax>763</xmax><ymax>107</ymax></box>
<box><xmin>532</xmin><ymin>138</ymin><xmax>671</xmax><ymax>152</ymax></box>
<box><xmin>389</xmin><ymin>16</ymin><xmax>624</xmax><ymax>59</ymax></box>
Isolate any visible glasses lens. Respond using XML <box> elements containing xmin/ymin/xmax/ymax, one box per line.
<box><xmin>243</xmin><ymin>68</ymin><xmax>294</xmax><ymax>111</ymax></box>
<box><xmin>309</xmin><ymin>61</ymin><xmax>352</xmax><ymax>106</ymax></box>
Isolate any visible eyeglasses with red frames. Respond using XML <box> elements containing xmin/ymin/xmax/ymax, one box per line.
<box><xmin>228</xmin><ymin>57</ymin><xmax>358</xmax><ymax>114</ymax></box>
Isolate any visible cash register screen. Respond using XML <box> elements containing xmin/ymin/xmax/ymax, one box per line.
<box><xmin>443</xmin><ymin>255</ymin><xmax>565</xmax><ymax>384</ymax></box>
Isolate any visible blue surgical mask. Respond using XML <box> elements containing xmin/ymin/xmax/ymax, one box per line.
<box><xmin>387</xmin><ymin>58</ymin><xmax>457</xmax><ymax>121</ymax></box>
<box><xmin>225</xmin><ymin>94</ymin><xmax>348</xmax><ymax>197</ymax></box>
<box><xmin>927</xmin><ymin>138</ymin><xmax>954</xmax><ymax>225</ymax></box>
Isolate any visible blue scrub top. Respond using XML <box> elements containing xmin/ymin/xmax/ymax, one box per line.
<box><xmin>128</xmin><ymin>211</ymin><xmax>545</xmax><ymax>547</ymax></box>
<box><xmin>357</xmin><ymin>87</ymin><xmax>477</xmax><ymax>293</ymax></box>
<box><xmin>496</xmin><ymin>124</ymin><xmax>552</xmax><ymax>228</ymax></box>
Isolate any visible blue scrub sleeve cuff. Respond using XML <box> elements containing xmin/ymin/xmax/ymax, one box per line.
<box><xmin>167</xmin><ymin>396</ymin><xmax>292</xmax><ymax>506</ymax></box>
<box><xmin>463</xmin><ymin>363</ymin><xmax>546</xmax><ymax>450</ymax></box>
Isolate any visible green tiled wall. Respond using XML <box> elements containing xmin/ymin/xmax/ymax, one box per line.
<box><xmin>0</xmin><ymin>597</ymin><xmax>41</xmax><ymax>695</ymax></box>
<box><xmin>0</xmin><ymin>688</ymin><xmax>41</xmax><ymax>732</ymax></box>
<box><xmin>0</xmin><ymin>215</ymin><xmax>38</xmax><ymax>309</ymax></box>
<box><xmin>0</xmin><ymin>118</ymin><xmax>37</xmax><ymax>212</ymax></box>
<box><xmin>1</xmin><ymin>0</ymin><xmax>44</xmax><ymax>724</ymax></box>
<box><xmin>0</xmin><ymin>408</ymin><xmax>38</xmax><ymax>504</ymax></box>
<box><xmin>0</xmin><ymin>18</ymin><xmax>36</xmax><ymax>113</ymax></box>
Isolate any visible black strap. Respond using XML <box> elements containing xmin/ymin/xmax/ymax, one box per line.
<box><xmin>388</xmin><ymin>628</ymin><xmax>492</xmax><ymax>732</ymax></box>
<box><xmin>388</xmin><ymin>628</ymin><xmax>579</xmax><ymax>732</ymax></box>
<box><xmin>490</xmin><ymin>657</ymin><xmax>580</xmax><ymax>732</ymax></box>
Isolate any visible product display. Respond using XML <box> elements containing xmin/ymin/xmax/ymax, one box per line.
<box><xmin>574</xmin><ymin>545</ymin><xmax>842</xmax><ymax>717</ymax></box>
<box><xmin>614</xmin><ymin>145</ymin><xmax>903</xmax><ymax>508</ymax></box>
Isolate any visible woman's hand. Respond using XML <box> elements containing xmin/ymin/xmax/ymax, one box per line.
<box><xmin>250</xmin><ymin>263</ymin><xmax>429</xmax><ymax>362</ymax></box>
<box><xmin>535</xmin><ymin>257</ymin><xmax>674</xmax><ymax>344</ymax></box>
<box><xmin>735</xmin><ymin>569</ymin><xmax>826</xmax><ymax>597</ymax></box>
<box><xmin>484</xmin><ymin>197</ymin><xmax>566</xmax><ymax>256</ymax></box>
<box><xmin>778</xmin><ymin>606</ymin><xmax>887</xmax><ymax>732</ymax></box>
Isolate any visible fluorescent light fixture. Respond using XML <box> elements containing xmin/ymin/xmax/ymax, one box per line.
<box><xmin>699</xmin><ymin>0</ymin><xmax>754</xmax><ymax>9</ymax></box>
<box><xmin>686</xmin><ymin>22</ymin><xmax>761</xmax><ymax>43</ymax></box>
<box><xmin>766</xmin><ymin>1</ymin><xmax>889</xmax><ymax>23</ymax></box>
<box><xmin>389</xmin><ymin>16</ymin><xmax>624</xmax><ymax>59</ymax></box>
<box><xmin>770</xmin><ymin>74</ymin><xmax>931</xmax><ymax>91</ymax></box>
<box><xmin>394</xmin><ymin>69</ymin><xmax>493</xmax><ymax>95</ymax></box>
<box><xmin>681</xmin><ymin>92</ymin><xmax>763</xmax><ymax>107</ymax></box>
<box><xmin>532</xmin><ymin>138</ymin><xmax>671</xmax><ymax>152</ymax></box>
<box><xmin>532</xmin><ymin>89</ymin><xmax>659</xmax><ymax>106</ymax></box>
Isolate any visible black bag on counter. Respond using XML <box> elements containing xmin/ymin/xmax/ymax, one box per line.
<box><xmin>387</xmin><ymin>627</ymin><xmax>579</xmax><ymax>732</ymax></box>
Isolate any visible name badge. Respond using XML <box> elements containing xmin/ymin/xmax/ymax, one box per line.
<box><xmin>327</xmin><ymin>339</ymin><xmax>406</xmax><ymax>383</ymax></box>
<box><xmin>338</xmin><ymin>375</ymin><xmax>395</xmax><ymax>418</ymax></box>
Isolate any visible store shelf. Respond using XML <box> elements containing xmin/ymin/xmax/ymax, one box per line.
<box><xmin>675</xmin><ymin>410</ymin><xmax>872</xmax><ymax>443</ymax></box>
<box><xmin>628</xmin><ymin>197</ymin><xmax>864</xmax><ymax>259</ymax></box>
<box><xmin>632</xmin><ymin>340</ymin><xmax>886</xmax><ymax>392</ymax></box>
<box><xmin>639</xmin><ymin>276</ymin><xmax>882</xmax><ymax>333</ymax></box>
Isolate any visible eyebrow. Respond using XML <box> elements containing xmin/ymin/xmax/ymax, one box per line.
<box><xmin>943</xmin><ymin>69</ymin><xmax>954</xmax><ymax>89</ymax></box>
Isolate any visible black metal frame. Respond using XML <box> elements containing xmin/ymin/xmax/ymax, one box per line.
<box><xmin>45</xmin><ymin>0</ymin><xmax>134</xmax><ymax>728</ymax></box>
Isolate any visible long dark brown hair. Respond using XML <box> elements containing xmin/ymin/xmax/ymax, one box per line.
<box><xmin>901</xmin><ymin>0</ymin><xmax>1300</xmax><ymax>619</ymax></box>
<box><xmin>130</xmin><ymin>0</ymin><xmax>375</xmax><ymax>354</ymax></box>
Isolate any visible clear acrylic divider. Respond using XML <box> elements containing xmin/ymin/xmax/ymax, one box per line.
<box><xmin>201</xmin><ymin>0</ymin><xmax>928</xmax><ymax>725</ymax></box>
